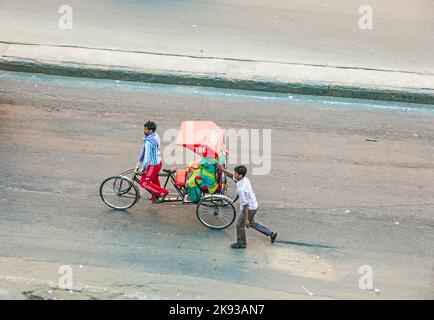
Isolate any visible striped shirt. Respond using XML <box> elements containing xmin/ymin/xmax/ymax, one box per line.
<box><xmin>138</xmin><ymin>132</ymin><xmax>161</xmax><ymax>169</ymax></box>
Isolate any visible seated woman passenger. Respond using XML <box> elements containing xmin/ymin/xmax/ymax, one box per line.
<box><xmin>186</xmin><ymin>157</ymin><xmax>218</xmax><ymax>202</ymax></box>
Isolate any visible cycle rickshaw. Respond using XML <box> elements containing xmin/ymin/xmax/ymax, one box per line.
<box><xmin>99</xmin><ymin>121</ymin><xmax>238</xmax><ymax>229</ymax></box>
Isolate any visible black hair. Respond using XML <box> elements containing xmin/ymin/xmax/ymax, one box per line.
<box><xmin>144</xmin><ymin>120</ymin><xmax>157</xmax><ymax>132</ymax></box>
<box><xmin>234</xmin><ymin>165</ymin><xmax>247</xmax><ymax>177</ymax></box>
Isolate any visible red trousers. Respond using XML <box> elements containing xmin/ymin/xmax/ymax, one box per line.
<box><xmin>139</xmin><ymin>162</ymin><xmax>168</xmax><ymax>197</ymax></box>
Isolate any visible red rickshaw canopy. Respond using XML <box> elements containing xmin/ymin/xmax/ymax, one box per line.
<box><xmin>176</xmin><ymin>121</ymin><xmax>228</xmax><ymax>158</ymax></box>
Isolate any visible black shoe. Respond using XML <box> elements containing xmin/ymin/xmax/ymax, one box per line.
<box><xmin>270</xmin><ymin>232</ymin><xmax>277</xmax><ymax>243</ymax></box>
<box><xmin>231</xmin><ymin>243</ymin><xmax>246</xmax><ymax>249</ymax></box>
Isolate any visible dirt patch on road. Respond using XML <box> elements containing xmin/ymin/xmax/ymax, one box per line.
<box><xmin>266</xmin><ymin>247</ymin><xmax>338</xmax><ymax>281</ymax></box>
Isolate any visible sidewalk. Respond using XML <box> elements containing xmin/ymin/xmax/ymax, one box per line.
<box><xmin>1</xmin><ymin>41</ymin><xmax>433</xmax><ymax>105</ymax></box>
<box><xmin>1</xmin><ymin>0</ymin><xmax>434</xmax><ymax>104</ymax></box>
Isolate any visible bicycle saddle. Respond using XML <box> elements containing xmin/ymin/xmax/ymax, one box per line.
<box><xmin>163</xmin><ymin>168</ymin><xmax>176</xmax><ymax>174</ymax></box>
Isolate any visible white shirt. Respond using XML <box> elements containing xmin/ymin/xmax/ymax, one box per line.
<box><xmin>234</xmin><ymin>177</ymin><xmax>258</xmax><ymax>210</ymax></box>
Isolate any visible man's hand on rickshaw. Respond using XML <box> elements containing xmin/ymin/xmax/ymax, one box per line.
<box><xmin>218</xmin><ymin>164</ymin><xmax>234</xmax><ymax>179</ymax></box>
<box><xmin>134</xmin><ymin>163</ymin><xmax>143</xmax><ymax>174</ymax></box>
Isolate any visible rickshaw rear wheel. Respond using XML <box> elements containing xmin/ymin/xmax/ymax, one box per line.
<box><xmin>100</xmin><ymin>176</ymin><xmax>140</xmax><ymax>210</ymax></box>
<box><xmin>196</xmin><ymin>195</ymin><xmax>236</xmax><ymax>230</ymax></box>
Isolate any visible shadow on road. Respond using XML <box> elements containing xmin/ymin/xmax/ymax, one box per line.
<box><xmin>276</xmin><ymin>240</ymin><xmax>336</xmax><ymax>249</ymax></box>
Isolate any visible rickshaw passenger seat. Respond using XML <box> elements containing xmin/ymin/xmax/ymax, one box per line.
<box><xmin>175</xmin><ymin>169</ymin><xmax>187</xmax><ymax>187</ymax></box>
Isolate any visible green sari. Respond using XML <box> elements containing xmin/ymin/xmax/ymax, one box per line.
<box><xmin>186</xmin><ymin>157</ymin><xmax>218</xmax><ymax>202</ymax></box>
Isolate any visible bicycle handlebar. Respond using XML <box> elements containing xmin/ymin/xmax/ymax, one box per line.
<box><xmin>119</xmin><ymin>168</ymin><xmax>144</xmax><ymax>179</ymax></box>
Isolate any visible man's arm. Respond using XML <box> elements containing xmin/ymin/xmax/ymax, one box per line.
<box><xmin>238</xmin><ymin>189</ymin><xmax>250</xmax><ymax>228</ymax></box>
<box><xmin>217</xmin><ymin>164</ymin><xmax>234</xmax><ymax>179</ymax></box>
<box><xmin>141</xmin><ymin>140</ymin><xmax>152</xmax><ymax>170</ymax></box>
<box><xmin>135</xmin><ymin>143</ymin><xmax>145</xmax><ymax>171</ymax></box>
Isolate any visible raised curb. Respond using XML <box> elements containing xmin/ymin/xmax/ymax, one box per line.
<box><xmin>1</xmin><ymin>43</ymin><xmax>433</xmax><ymax>105</ymax></box>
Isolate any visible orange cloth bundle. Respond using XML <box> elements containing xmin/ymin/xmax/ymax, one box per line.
<box><xmin>187</xmin><ymin>160</ymin><xmax>200</xmax><ymax>172</ymax></box>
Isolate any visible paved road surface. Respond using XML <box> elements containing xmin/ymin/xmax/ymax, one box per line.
<box><xmin>0</xmin><ymin>71</ymin><xmax>433</xmax><ymax>299</ymax></box>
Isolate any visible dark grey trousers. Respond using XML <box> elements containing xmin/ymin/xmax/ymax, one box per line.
<box><xmin>236</xmin><ymin>208</ymin><xmax>273</xmax><ymax>246</ymax></box>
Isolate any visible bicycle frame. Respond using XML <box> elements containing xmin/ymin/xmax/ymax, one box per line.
<box><xmin>157</xmin><ymin>171</ymin><xmax>186</xmax><ymax>201</ymax></box>
<box><xmin>120</xmin><ymin>168</ymin><xmax>185</xmax><ymax>203</ymax></box>
<box><xmin>101</xmin><ymin>167</ymin><xmax>236</xmax><ymax>229</ymax></box>
<box><xmin>118</xmin><ymin>166</ymin><xmax>237</xmax><ymax>204</ymax></box>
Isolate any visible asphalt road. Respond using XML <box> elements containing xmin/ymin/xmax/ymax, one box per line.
<box><xmin>1</xmin><ymin>0</ymin><xmax>433</xmax><ymax>73</ymax></box>
<box><xmin>0</xmin><ymin>71</ymin><xmax>433</xmax><ymax>299</ymax></box>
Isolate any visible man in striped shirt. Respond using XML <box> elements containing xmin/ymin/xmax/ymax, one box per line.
<box><xmin>135</xmin><ymin>121</ymin><xmax>168</xmax><ymax>202</ymax></box>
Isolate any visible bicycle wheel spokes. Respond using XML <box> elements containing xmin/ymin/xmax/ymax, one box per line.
<box><xmin>196</xmin><ymin>196</ymin><xmax>236</xmax><ymax>229</ymax></box>
<box><xmin>113</xmin><ymin>177</ymin><xmax>133</xmax><ymax>195</ymax></box>
<box><xmin>100</xmin><ymin>176</ymin><xmax>139</xmax><ymax>210</ymax></box>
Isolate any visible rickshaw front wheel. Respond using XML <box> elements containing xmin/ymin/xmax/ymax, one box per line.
<box><xmin>196</xmin><ymin>195</ymin><xmax>236</xmax><ymax>230</ymax></box>
<box><xmin>100</xmin><ymin>176</ymin><xmax>140</xmax><ymax>210</ymax></box>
